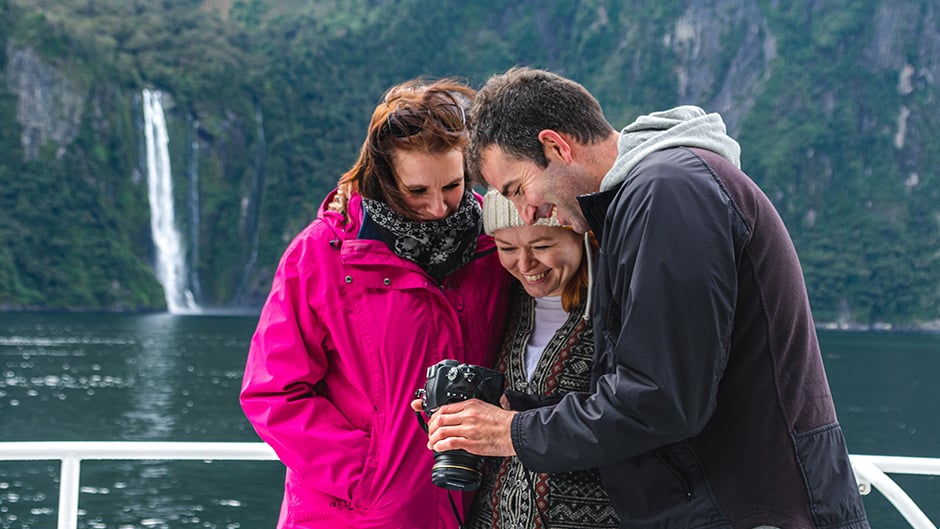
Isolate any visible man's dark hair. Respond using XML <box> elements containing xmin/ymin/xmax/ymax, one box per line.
<box><xmin>467</xmin><ymin>67</ymin><xmax>614</xmax><ymax>183</ymax></box>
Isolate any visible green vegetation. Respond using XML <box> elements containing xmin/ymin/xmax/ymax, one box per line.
<box><xmin>0</xmin><ymin>0</ymin><xmax>938</xmax><ymax>327</ymax></box>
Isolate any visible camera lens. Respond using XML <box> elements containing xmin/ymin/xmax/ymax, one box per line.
<box><xmin>431</xmin><ymin>449</ymin><xmax>485</xmax><ymax>490</ymax></box>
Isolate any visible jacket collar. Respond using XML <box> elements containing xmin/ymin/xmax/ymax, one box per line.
<box><xmin>576</xmin><ymin>186</ymin><xmax>621</xmax><ymax>245</ymax></box>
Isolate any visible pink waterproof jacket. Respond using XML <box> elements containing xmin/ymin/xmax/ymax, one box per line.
<box><xmin>241</xmin><ymin>189</ymin><xmax>510</xmax><ymax>529</ymax></box>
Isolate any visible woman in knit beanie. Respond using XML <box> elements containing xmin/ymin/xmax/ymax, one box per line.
<box><xmin>468</xmin><ymin>189</ymin><xmax>618</xmax><ymax>529</ymax></box>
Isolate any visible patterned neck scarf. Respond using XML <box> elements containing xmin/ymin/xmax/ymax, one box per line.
<box><xmin>361</xmin><ymin>189</ymin><xmax>481</xmax><ymax>283</ymax></box>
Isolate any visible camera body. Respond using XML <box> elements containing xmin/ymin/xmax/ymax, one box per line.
<box><xmin>418</xmin><ymin>359</ymin><xmax>504</xmax><ymax>490</ymax></box>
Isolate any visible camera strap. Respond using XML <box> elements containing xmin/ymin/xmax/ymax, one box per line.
<box><xmin>414</xmin><ymin>410</ymin><xmax>467</xmax><ymax>529</ymax></box>
<box><xmin>414</xmin><ymin>410</ymin><xmax>429</xmax><ymax>434</ymax></box>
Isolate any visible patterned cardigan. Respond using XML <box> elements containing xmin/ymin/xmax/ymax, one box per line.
<box><xmin>467</xmin><ymin>284</ymin><xmax>620</xmax><ymax>529</ymax></box>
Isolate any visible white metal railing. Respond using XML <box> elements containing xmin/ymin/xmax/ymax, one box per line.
<box><xmin>0</xmin><ymin>441</ymin><xmax>279</xmax><ymax>529</ymax></box>
<box><xmin>0</xmin><ymin>444</ymin><xmax>936</xmax><ymax>529</ymax></box>
<box><xmin>850</xmin><ymin>454</ymin><xmax>940</xmax><ymax>529</ymax></box>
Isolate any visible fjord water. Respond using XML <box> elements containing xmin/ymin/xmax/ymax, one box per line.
<box><xmin>820</xmin><ymin>329</ymin><xmax>940</xmax><ymax>526</ymax></box>
<box><xmin>0</xmin><ymin>312</ymin><xmax>938</xmax><ymax>528</ymax></box>
<box><xmin>0</xmin><ymin>312</ymin><xmax>282</xmax><ymax>529</ymax></box>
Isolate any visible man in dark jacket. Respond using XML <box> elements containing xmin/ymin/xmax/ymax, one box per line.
<box><xmin>422</xmin><ymin>67</ymin><xmax>870</xmax><ymax>529</ymax></box>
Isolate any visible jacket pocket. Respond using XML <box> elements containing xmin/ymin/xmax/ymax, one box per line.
<box><xmin>792</xmin><ymin>424</ymin><xmax>868</xmax><ymax>527</ymax></box>
<box><xmin>286</xmin><ymin>474</ymin><xmax>354</xmax><ymax>525</ymax></box>
<box><xmin>599</xmin><ymin>448</ymin><xmax>691</xmax><ymax>514</ymax></box>
<box><xmin>350</xmin><ymin>420</ymin><xmax>379</xmax><ymax>509</ymax></box>
<box><xmin>599</xmin><ymin>443</ymin><xmax>728</xmax><ymax>529</ymax></box>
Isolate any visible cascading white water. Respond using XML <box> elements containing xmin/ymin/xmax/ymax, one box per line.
<box><xmin>187</xmin><ymin>118</ymin><xmax>203</xmax><ymax>302</ymax></box>
<box><xmin>142</xmin><ymin>89</ymin><xmax>198</xmax><ymax>313</ymax></box>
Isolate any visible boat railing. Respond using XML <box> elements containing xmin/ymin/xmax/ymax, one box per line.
<box><xmin>850</xmin><ymin>454</ymin><xmax>940</xmax><ymax>529</ymax></box>
<box><xmin>0</xmin><ymin>441</ymin><xmax>279</xmax><ymax>529</ymax></box>
<box><xmin>0</xmin><ymin>443</ymin><xmax>936</xmax><ymax>529</ymax></box>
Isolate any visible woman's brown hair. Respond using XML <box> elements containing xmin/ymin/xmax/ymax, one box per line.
<box><xmin>561</xmin><ymin>231</ymin><xmax>598</xmax><ymax>313</ymax></box>
<box><xmin>336</xmin><ymin>78</ymin><xmax>475</xmax><ymax>218</ymax></box>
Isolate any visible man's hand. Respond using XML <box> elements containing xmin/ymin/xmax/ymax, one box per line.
<box><xmin>415</xmin><ymin>398</ymin><xmax>518</xmax><ymax>457</ymax></box>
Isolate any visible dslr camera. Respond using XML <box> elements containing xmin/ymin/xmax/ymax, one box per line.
<box><xmin>416</xmin><ymin>359</ymin><xmax>505</xmax><ymax>490</ymax></box>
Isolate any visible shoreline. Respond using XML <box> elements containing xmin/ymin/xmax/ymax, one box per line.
<box><xmin>2</xmin><ymin>306</ymin><xmax>938</xmax><ymax>334</ymax></box>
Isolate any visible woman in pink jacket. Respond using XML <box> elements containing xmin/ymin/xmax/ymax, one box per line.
<box><xmin>240</xmin><ymin>78</ymin><xmax>511</xmax><ymax>529</ymax></box>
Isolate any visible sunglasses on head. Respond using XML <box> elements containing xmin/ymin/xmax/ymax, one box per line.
<box><xmin>384</xmin><ymin>101</ymin><xmax>467</xmax><ymax>138</ymax></box>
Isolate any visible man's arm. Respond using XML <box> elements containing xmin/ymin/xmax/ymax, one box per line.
<box><xmin>511</xmin><ymin>149</ymin><xmax>737</xmax><ymax>472</ymax></box>
<box><xmin>418</xmin><ymin>149</ymin><xmax>738</xmax><ymax>469</ymax></box>
<box><xmin>512</xmin><ymin>149</ymin><xmax>739</xmax><ymax>473</ymax></box>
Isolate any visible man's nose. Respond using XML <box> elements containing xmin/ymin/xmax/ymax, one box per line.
<box><xmin>532</xmin><ymin>204</ymin><xmax>555</xmax><ymax>221</ymax></box>
<box><xmin>512</xmin><ymin>199</ymin><xmax>540</xmax><ymax>225</ymax></box>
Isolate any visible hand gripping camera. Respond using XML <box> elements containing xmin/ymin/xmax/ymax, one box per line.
<box><xmin>415</xmin><ymin>359</ymin><xmax>505</xmax><ymax>490</ymax></box>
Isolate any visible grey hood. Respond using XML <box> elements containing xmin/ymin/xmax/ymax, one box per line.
<box><xmin>600</xmin><ymin>105</ymin><xmax>741</xmax><ymax>191</ymax></box>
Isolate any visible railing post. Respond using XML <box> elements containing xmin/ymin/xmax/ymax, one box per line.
<box><xmin>851</xmin><ymin>458</ymin><xmax>937</xmax><ymax>529</ymax></box>
<box><xmin>57</xmin><ymin>454</ymin><xmax>81</xmax><ymax>529</ymax></box>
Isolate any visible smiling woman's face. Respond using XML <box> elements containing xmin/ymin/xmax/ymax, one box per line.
<box><xmin>493</xmin><ymin>224</ymin><xmax>583</xmax><ymax>298</ymax></box>
<box><xmin>392</xmin><ymin>149</ymin><xmax>465</xmax><ymax>221</ymax></box>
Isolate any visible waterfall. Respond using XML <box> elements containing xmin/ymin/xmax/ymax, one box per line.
<box><xmin>234</xmin><ymin>100</ymin><xmax>266</xmax><ymax>305</ymax></box>
<box><xmin>142</xmin><ymin>89</ymin><xmax>199</xmax><ymax>313</ymax></box>
<box><xmin>187</xmin><ymin>117</ymin><xmax>203</xmax><ymax>302</ymax></box>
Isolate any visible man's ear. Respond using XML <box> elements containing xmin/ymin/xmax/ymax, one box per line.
<box><xmin>538</xmin><ymin>129</ymin><xmax>573</xmax><ymax>164</ymax></box>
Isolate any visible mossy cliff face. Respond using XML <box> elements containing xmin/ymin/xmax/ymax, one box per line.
<box><xmin>0</xmin><ymin>0</ymin><xmax>938</xmax><ymax>327</ymax></box>
<box><xmin>1</xmin><ymin>41</ymin><xmax>160</xmax><ymax>311</ymax></box>
<box><xmin>0</xmin><ymin>37</ymin><xmax>258</xmax><ymax>311</ymax></box>
<box><xmin>5</xmin><ymin>45</ymin><xmax>84</xmax><ymax>161</ymax></box>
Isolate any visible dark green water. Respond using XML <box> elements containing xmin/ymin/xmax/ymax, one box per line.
<box><xmin>0</xmin><ymin>312</ymin><xmax>937</xmax><ymax>528</ymax></box>
<box><xmin>818</xmin><ymin>329</ymin><xmax>940</xmax><ymax>527</ymax></box>
<box><xmin>0</xmin><ymin>312</ymin><xmax>282</xmax><ymax>529</ymax></box>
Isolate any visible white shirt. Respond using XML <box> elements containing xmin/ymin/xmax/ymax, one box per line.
<box><xmin>525</xmin><ymin>296</ymin><xmax>568</xmax><ymax>381</ymax></box>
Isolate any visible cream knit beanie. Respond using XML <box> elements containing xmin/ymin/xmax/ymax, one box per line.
<box><xmin>482</xmin><ymin>188</ymin><xmax>561</xmax><ymax>235</ymax></box>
